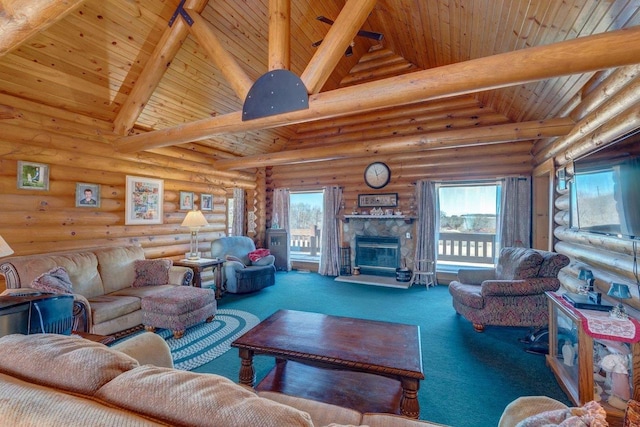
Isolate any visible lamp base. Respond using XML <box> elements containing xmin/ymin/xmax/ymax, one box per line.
<box><xmin>185</xmin><ymin>252</ymin><xmax>201</xmax><ymax>261</ymax></box>
<box><xmin>610</xmin><ymin>304</ymin><xmax>629</xmax><ymax>320</ymax></box>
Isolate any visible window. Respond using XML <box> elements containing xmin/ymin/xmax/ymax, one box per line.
<box><xmin>438</xmin><ymin>182</ymin><xmax>500</xmax><ymax>267</ymax></box>
<box><xmin>289</xmin><ymin>191</ymin><xmax>323</xmax><ymax>262</ymax></box>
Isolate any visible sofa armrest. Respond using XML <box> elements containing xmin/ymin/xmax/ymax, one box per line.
<box><xmin>481</xmin><ymin>278</ymin><xmax>561</xmax><ymax>297</ymax></box>
<box><xmin>72</xmin><ymin>293</ymin><xmax>92</xmax><ymax>333</ymax></box>
<box><xmin>457</xmin><ymin>269</ymin><xmax>495</xmax><ymax>285</ymax></box>
<box><xmin>111</xmin><ymin>332</ymin><xmax>173</xmax><ymax>368</ymax></box>
<box><xmin>169</xmin><ymin>266</ymin><xmax>193</xmax><ymax>286</ymax></box>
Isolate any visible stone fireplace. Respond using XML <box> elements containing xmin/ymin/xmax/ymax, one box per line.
<box><xmin>342</xmin><ymin>216</ymin><xmax>415</xmax><ymax>275</ymax></box>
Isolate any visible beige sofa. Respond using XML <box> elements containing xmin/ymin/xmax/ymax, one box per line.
<box><xmin>0</xmin><ymin>333</ymin><xmax>448</xmax><ymax>427</ymax></box>
<box><xmin>0</xmin><ymin>246</ymin><xmax>192</xmax><ymax>336</ymax></box>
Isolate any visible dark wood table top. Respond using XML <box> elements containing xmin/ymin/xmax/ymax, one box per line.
<box><xmin>232</xmin><ymin>309</ymin><xmax>424</xmax><ymax>380</ymax></box>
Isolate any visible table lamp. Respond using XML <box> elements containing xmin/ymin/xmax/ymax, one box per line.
<box><xmin>181</xmin><ymin>210</ymin><xmax>208</xmax><ymax>260</ymax></box>
<box><xmin>578</xmin><ymin>268</ymin><xmax>594</xmax><ymax>293</ymax></box>
<box><xmin>0</xmin><ymin>235</ymin><xmax>14</xmax><ymax>257</ymax></box>
<box><xmin>607</xmin><ymin>282</ymin><xmax>632</xmax><ymax>319</ymax></box>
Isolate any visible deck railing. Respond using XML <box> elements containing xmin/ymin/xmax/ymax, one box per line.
<box><xmin>438</xmin><ymin>232</ymin><xmax>496</xmax><ymax>265</ymax></box>
<box><xmin>290</xmin><ymin>226</ymin><xmax>321</xmax><ymax>257</ymax></box>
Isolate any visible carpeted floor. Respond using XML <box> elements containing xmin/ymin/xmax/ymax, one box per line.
<box><xmin>192</xmin><ymin>271</ymin><xmax>571</xmax><ymax>427</ymax></box>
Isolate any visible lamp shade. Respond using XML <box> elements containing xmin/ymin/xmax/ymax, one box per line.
<box><xmin>578</xmin><ymin>268</ymin><xmax>594</xmax><ymax>281</ymax></box>
<box><xmin>0</xmin><ymin>235</ymin><xmax>13</xmax><ymax>257</ymax></box>
<box><xmin>608</xmin><ymin>283</ymin><xmax>632</xmax><ymax>299</ymax></box>
<box><xmin>181</xmin><ymin>210</ymin><xmax>208</xmax><ymax>229</ymax></box>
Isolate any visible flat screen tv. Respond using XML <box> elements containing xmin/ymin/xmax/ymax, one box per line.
<box><xmin>571</xmin><ymin>128</ymin><xmax>640</xmax><ymax>239</ymax></box>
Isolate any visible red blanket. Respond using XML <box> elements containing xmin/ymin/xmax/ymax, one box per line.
<box><xmin>248</xmin><ymin>248</ymin><xmax>270</xmax><ymax>262</ymax></box>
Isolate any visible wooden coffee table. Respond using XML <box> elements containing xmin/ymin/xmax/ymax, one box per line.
<box><xmin>231</xmin><ymin>309</ymin><xmax>424</xmax><ymax>418</ymax></box>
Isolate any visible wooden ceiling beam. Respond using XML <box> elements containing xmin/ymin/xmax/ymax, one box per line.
<box><xmin>113</xmin><ymin>0</ymin><xmax>209</xmax><ymax>135</ymax></box>
<box><xmin>114</xmin><ymin>25</ymin><xmax>640</xmax><ymax>154</ymax></box>
<box><xmin>0</xmin><ymin>0</ymin><xmax>85</xmax><ymax>57</ymax></box>
<box><xmin>300</xmin><ymin>0</ymin><xmax>377</xmax><ymax>94</ymax></box>
<box><xmin>268</xmin><ymin>0</ymin><xmax>290</xmax><ymax>70</ymax></box>
<box><xmin>185</xmin><ymin>8</ymin><xmax>254</xmax><ymax>102</ymax></box>
<box><xmin>213</xmin><ymin>118</ymin><xmax>575</xmax><ymax>170</ymax></box>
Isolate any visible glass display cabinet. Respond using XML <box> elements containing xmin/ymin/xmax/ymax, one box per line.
<box><xmin>546</xmin><ymin>292</ymin><xmax>640</xmax><ymax>427</ymax></box>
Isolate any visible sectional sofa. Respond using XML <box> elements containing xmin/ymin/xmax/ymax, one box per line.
<box><xmin>0</xmin><ymin>246</ymin><xmax>192</xmax><ymax>335</ymax></box>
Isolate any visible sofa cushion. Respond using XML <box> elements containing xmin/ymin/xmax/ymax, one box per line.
<box><xmin>0</xmin><ymin>334</ymin><xmax>139</xmax><ymax>396</ymax></box>
<box><xmin>95</xmin><ymin>246</ymin><xmax>146</xmax><ymax>294</ymax></box>
<box><xmin>89</xmin><ymin>295</ymin><xmax>141</xmax><ymax>324</ymax></box>
<box><xmin>30</xmin><ymin>266</ymin><xmax>73</xmax><ymax>294</ymax></box>
<box><xmin>132</xmin><ymin>259</ymin><xmax>172</xmax><ymax>287</ymax></box>
<box><xmin>4</xmin><ymin>251</ymin><xmax>104</xmax><ymax>298</ymax></box>
<box><xmin>0</xmin><ymin>373</ymin><xmax>163</xmax><ymax>427</ymax></box>
<box><xmin>496</xmin><ymin>248</ymin><xmax>544</xmax><ymax>280</ymax></box>
<box><xmin>95</xmin><ymin>365</ymin><xmax>314</xmax><ymax>427</ymax></box>
<box><xmin>258</xmin><ymin>390</ymin><xmax>363</xmax><ymax>426</ymax></box>
<box><xmin>363</xmin><ymin>413</ymin><xmax>450</xmax><ymax>427</ymax></box>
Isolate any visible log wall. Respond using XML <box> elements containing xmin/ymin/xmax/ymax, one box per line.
<box><xmin>0</xmin><ymin>93</ymin><xmax>258</xmax><ymax>290</ymax></box>
<box><xmin>537</xmin><ymin>66</ymin><xmax>640</xmax><ymax>311</ymax></box>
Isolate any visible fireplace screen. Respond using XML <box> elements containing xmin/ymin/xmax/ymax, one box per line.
<box><xmin>355</xmin><ymin>236</ymin><xmax>400</xmax><ymax>277</ymax></box>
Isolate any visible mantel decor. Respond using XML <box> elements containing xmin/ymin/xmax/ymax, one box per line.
<box><xmin>358</xmin><ymin>193</ymin><xmax>398</xmax><ymax>208</ymax></box>
<box><xmin>125</xmin><ymin>175</ymin><xmax>163</xmax><ymax>225</ymax></box>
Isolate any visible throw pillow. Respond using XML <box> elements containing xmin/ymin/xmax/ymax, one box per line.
<box><xmin>225</xmin><ymin>255</ymin><xmax>246</xmax><ymax>267</ymax></box>
<box><xmin>30</xmin><ymin>267</ymin><xmax>73</xmax><ymax>294</ymax></box>
<box><xmin>248</xmin><ymin>248</ymin><xmax>270</xmax><ymax>262</ymax></box>
<box><xmin>132</xmin><ymin>259</ymin><xmax>172</xmax><ymax>287</ymax></box>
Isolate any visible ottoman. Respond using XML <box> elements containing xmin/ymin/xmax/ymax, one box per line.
<box><xmin>142</xmin><ymin>286</ymin><xmax>217</xmax><ymax>339</ymax></box>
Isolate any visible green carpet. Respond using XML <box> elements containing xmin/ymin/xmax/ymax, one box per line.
<box><xmin>193</xmin><ymin>271</ymin><xmax>571</xmax><ymax>427</ymax></box>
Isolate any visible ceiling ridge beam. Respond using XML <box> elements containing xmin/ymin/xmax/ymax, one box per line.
<box><xmin>113</xmin><ymin>0</ymin><xmax>210</xmax><ymax>136</ymax></box>
<box><xmin>213</xmin><ymin>118</ymin><xmax>575</xmax><ymax>170</ymax></box>
<box><xmin>114</xmin><ymin>25</ymin><xmax>640</xmax><ymax>154</ymax></box>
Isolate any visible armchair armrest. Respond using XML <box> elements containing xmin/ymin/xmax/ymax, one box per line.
<box><xmin>457</xmin><ymin>269</ymin><xmax>495</xmax><ymax>285</ymax></box>
<box><xmin>481</xmin><ymin>278</ymin><xmax>561</xmax><ymax>297</ymax></box>
<box><xmin>252</xmin><ymin>254</ymin><xmax>275</xmax><ymax>266</ymax></box>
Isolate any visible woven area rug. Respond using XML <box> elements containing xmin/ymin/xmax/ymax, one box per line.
<box><xmin>153</xmin><ymin>309</ymin><xmax>259</xmax><ymax>371</ymax></box>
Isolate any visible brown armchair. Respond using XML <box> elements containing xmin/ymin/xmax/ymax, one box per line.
<box><xmin>448</xmin><ymin>247</ymin><xmax>570</xmax><ymax>332</ymax></box>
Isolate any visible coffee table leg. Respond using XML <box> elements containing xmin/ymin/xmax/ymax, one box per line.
<box><xmin>400</xmin><ymin>377</ymin><xmax>420</xmax><ymax>419</ymax></box>
<box><xmin>238</xmin><ymin>348</ymin><xmax>256</xmax><ymax>386</ymax></box>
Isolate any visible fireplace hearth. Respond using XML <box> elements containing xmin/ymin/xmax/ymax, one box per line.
<box><xmin>355</xmin><ymin>236</ymin><xmax>400</xmax><ymax>277</ymax></box>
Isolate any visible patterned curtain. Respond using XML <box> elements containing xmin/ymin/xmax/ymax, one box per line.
<box><xmin>414</xmin><ymin>180</ymin><xmax>437</xmax><ymax>271</ymax></box>
<box><xmin>499</xmin><ymin>176</ymin><xmax>532</xmax><ymax>250</ymax></box>
<box><xmin>231</xmin><ymin>188</ymin><xmax>245</xmax><ymax>236</ymax></box>
<box><xmin>319</xmin><ymin>187</ymin><xmax>343</xmax><ymax>276</ymax></box>
<box><xmin>272</xmin><ymin>188</ymin><xmax>291</xmax><ymax>270</ymax></box>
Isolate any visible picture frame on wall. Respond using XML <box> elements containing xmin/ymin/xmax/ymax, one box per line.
<box><xmin>17</xmin><ymin>161</ymin><xmax>49</xmax><ymax>191</ymax></box>
<box><xmin>201</xmin><ymin>193</ymin><xmax>213</xmax><ymax>211</ymax></box>
<box><xmin>75</xmin><ymin>183</ymin><xmax>100</xmax><ymax>208</ymax></box>
<box><xmin>358</xmin><ymin>193</ymin><xmax>398</xmax><ymax>208</ymax></box>
<box><xmin>180</xmin><ymin>191</ymin><xmax>194</xmax><ymax>210</ymax></box>
<box><xmin>125</xmin><ymin>176</ymin><xmax>163</xmax><ymax>225</ymax></box>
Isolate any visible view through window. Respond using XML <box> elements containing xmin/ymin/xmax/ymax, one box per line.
<box><xmin>289</xmin><ymin>191</ymin><xmax>323</xmax><ymax>262</ymax></box>
<box><xmin>438</xmin><ymin>183</ymin><xmax>500</xmax><ymax>266</ymax></box>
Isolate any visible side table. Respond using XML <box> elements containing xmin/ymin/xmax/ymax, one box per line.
<box><xmin>74</xmin><ymin>331</ymin><xmax>115</xmax><ymax>346</ymax></box>
<box><xmin>174</xmin><ymin>258</ymin><xmax>225</xmax><ymax>299</ymax></box>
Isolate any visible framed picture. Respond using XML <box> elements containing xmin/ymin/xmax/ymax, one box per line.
<box><xmin>17</xmin><ymin>161</ymin><xmax>49</xmax><ymax>190</ymax></box>
<box><xmin>358</xmin><ymin>193</ymin><xmax>398</xmax><ymax>208</ymax></box>
<box><xmin>125</xmin><ymin>176</ymin><xmax>163</xmax><ymax>225</ymax></box>
<box><xmin>180</xmin><ymin>191</ymin><xmax>194</xmax><ymax>210</ymax></box>
<box><xmin>75</xmin><ymin>183</ymin><xmax>100</xmax><ymax>208</ymax></box>
<box><xmin>201</xmin><ymin>193</ymin><xmax>213</xmax><ymax>211</ymax></box>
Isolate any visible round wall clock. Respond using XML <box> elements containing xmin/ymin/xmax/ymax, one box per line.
<box><xmin>364</xmin><ymin>162</ymin><xmax>391</xmax><ymax>189</ymax></box>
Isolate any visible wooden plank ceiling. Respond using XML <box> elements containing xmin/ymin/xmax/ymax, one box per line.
<box><xmin>1</xmin><ymin>0</ymin><xmax>639</xmax><ymax>164</ymax></box>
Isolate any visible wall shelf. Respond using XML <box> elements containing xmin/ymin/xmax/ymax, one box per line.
<box><xmin>342</xmin><ymin>215</ymin><xmax>414</xmax><ymax>224</ymax></box>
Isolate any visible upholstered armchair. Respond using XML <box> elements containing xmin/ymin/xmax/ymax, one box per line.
<box><xmin>448</xmin><ymin>247</ymin><xmax>570</xmax><ymax>332</ymax></box>
<box><xmin>210</xmin><ymin>236</ymin><xmax>276</xmax><ymax>294</ymax></box>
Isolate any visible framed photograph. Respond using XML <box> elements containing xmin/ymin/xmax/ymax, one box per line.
<box><xmin>125</xmin><ymin>176</ymin><xmax>163</xmax><ymax>225</ymax></box>
<box><xmin>17</xmin><ymin>161</ymin><xmax>49</xmax><ymax>190</ymax></box>
<box><xmin>358</xmin><ymin>193</ymin><xmax>398</xmax><ymax>208</ymax></box>
<box><xmin>180</xmin><ymin>191</ymin><xmax>194</xmax><ymax>210</ymax></box>
<box><xmin>201</xmin><ymin>193</ymin><xmax>213</xmax><ymax>211</ymax></box>
<box><xmin>75</xmin><ymin>183</ymin><xmax>100</xmax><ymax>208</ymax></box>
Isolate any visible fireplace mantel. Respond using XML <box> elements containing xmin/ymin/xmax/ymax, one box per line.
<box><xmin>342</xmin><ymin>215</ymin><xmax>414</xmax><ymax>224</ymax></box>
